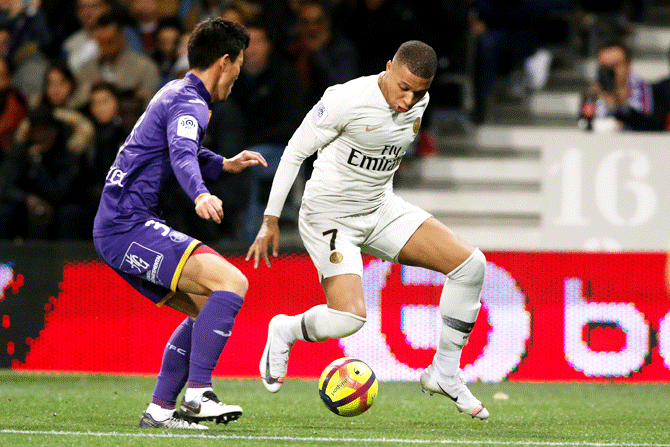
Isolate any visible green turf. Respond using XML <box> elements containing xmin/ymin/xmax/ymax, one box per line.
<box><xmin>1</xmin><ymin>371</ymin><xmax>668</xmax><ymax>446</ymax></box>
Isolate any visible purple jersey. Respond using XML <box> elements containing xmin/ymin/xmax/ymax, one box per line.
<box><xmin>93</xmin><ymin>72</ymin><xmax>224</xmax><ymax>237</ymax></box>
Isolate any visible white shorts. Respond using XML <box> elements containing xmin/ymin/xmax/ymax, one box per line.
<box><xmin>298</xmin><ymin>194</ymin><xmax>432</xmax><ymax>280</ymax></box>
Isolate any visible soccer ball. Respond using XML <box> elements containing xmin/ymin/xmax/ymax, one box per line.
<box><xmin>318</xmin><ymin>357</ymin><xmax>378</xmax><ymax>417</ymax></box>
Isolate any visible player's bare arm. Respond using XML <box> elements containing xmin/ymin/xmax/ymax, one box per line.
<box><xmin>246</xmin><ymin>215</ymin><xmax>280</xmax><ymax>268</ymax></box>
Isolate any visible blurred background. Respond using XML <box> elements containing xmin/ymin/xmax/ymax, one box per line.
<box><xmin>2</xmin><ymin>0</ymin><xmax>670</xmax><ymax>382</ymax></box>
<box><xmin>2</xmin><ymin>0</ymin><xmax>670</xmax><ymax>251</ymax></box>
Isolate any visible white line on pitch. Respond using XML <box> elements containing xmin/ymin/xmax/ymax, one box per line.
<box><xmin>0</xmin><ymin>430</ymin><xmax>668</xmax><ymax>447</ymax></box>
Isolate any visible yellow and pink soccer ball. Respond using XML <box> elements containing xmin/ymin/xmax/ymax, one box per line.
<box><xmin>318</xmin><ymin>357</ymin><xmax>378</xmax><ymax>417</ymax></box>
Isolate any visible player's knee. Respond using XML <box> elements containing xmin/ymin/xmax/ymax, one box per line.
<box><xmin>448</xmin><ymin>248</ymin><xmax>486</xmax><ymax>286</ymax></box>
<box><xmin>207</xmin><ymin>265</ymin><xmax>248</xmax><ymax>297</ymax></box>
<box><xmin>226</xmin><ymin>269</ymin><xmax>249</xmax><ymax>297</ymax></box>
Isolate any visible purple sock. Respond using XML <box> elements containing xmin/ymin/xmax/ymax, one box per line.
<box><xmin>188</xmin><ymin>291</ymin><xmax>244</xmax><ymax>386</ymax></box>
<box><xmin>152</xmin><ymin>317</ymin><xmax>193</xmax><ymax>409</ymax></box>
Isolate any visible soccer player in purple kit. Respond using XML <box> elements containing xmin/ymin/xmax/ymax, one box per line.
<box><xmin>93</xmin><ymin>18</ymin><xmax>266</xmax><ymax>429</ymax></box>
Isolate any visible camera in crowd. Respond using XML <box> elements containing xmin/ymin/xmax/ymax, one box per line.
<box><xmin>597</xmin><ymin>66</ymin><xmax>616</xmax><ymax>92</ymax></box>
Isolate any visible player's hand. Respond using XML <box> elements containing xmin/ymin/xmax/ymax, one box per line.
<box><xmin>246</xmin><ymin>215</ymin><xmax>280</xmax><ymax>269</ymax></box>
<box><xmin>195</xmin><ymin>193</ymin><xmax>224</xmax><ymax>224</ymax></box>
<box><xmin>223</xmin><ymin>150</ymin><xmax>267</xmax><ymax>173</ymax></box>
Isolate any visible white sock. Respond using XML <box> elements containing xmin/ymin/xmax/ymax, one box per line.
<box><xmin>287</xmin><ymin>304</ymin><xmax>365</xmax><ymax>342</ymax></box>
<box><xmin>433</xmin><ymin>348</ymin><xmax>462</xmax><ymax>376</ymax></box>
<box><xmin>146</xmin><ymin>403</ymin><xmax>174</xmax><ymax>421</ymax></box>
<box><xmin>184</xmin><ymin>386</ymin><xmax>212</xmax><ymax>402</ymax></box>
<box><xmin>435</xmin><ymin>248</ymin><xmax>486</xmax><ymax>375</ymax></box>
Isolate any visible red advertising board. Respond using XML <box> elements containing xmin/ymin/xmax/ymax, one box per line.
<box><xmin>7</xmin><ymin>252</ymin><xmax>670</xmax><ymax>382</ymax></box>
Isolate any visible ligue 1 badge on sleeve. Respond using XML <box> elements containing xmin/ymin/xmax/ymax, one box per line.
<box><xmin>413</xmin><ymin>117</ymin><xmax>421</xmax><ymax>133</ymax></box>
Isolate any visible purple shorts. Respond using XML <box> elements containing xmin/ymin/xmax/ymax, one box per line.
<box><xmin>94</xmin><ymin>219</ymin><xmax>200</xmax><ymax>305</ymax></box>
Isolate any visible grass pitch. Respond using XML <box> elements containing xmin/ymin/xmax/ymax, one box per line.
<box><xmin>1</xmin><ymin>371</ymin><xmax>668</xmax><ymax>447</ymax></box>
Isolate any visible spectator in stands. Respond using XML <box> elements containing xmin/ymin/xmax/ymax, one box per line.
<box><xmin>469</xmin><ymin>0</ymin><xmax>573</xmax><ymax>124</ymax></box>
<box><xmin>607</xmin><ymin>44</ymin><xmax>670</xmax><ymax>132</ymax></box>
<box><xmin>182</xmin><ymin>0</ymin><xmax>261</xmax><ymax>31</ymax></box>
<box><xmin>334</xmin><ymin>0</ymin><xmax>425</xmax><ymax>77</ymax></box>
<box><xmin>0</xmin><ymin>62</ymin><xmax>94</xmax><ymax>239</ymax></box>
<box><xmin>291</xmin><ymin>0</ymin><xmax>358</xmax><ymax>109</ymax></box>
<box><xmin>0</xmin><ymin>57</ymin><xmax>27</xmax><ymax>161</ymax></box>
<box><xmin>0</xmin><ymin>0</ymin><xmax>54</xmax><ymax>56</ymax></box>
<box><xmin>0</xmin><ymin>2</ymin><xmax>53</xmax><ymax>99</ymax></box>
<box><xmin>232</xmin><ymin>20</ymin><xmax>305</xmax><ymax>242</ymax></box>
<box><xmin>62</xmin><ymin>0</ymin><xmax>143</xmax><ymax>75</ymax></box>
<box><xmin>84</xmin><ymin>81</ymin><xmax>125</xmax><ymax>222</ymax></box>
<box><xmin>470</xmin><ymin>0</ymin><xmax>538</xmax><ymax>124</ymax></box>
<box><xmin>220</xmin><ymin>4</ymin><xmax>245</xmax><ymax>25</ymax></box>
<box><xmin>41</xmin><ymin>0</ymin><xmax>80</xmax><ymax>56</ymax></box>
<box><xmin>151</xmin><ymin>16</ymin><xmax>184</xmax><ymax>88</ymax></box>
<box><xmin>71</xmin><ymin>12</ymin><xmax>159</xmax><ymax>109</ymax></box>
<box><xmin>35</xmin><ymin>61</ymin><xmax>79</xmax><ymax>109</ymax></box>
<box><xmin>586</xmin><ymin>40</ymin><xmax>653</xmax><ymax>131</ymax></box>
<box><xmin>129</xmin><ymin>0</ymin><xmax>159</xmax><ymax>54</ymax></box>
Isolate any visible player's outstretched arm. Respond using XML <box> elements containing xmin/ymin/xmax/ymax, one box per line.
<box><xmin>223</xmin><ymin>150</ymin><xmax>267</xmax><ymax>173</ymax></box>
<box><xmin>246</xmin><ymin>215</ymin><xmax>280</xmax><ymax>269</ymax></box>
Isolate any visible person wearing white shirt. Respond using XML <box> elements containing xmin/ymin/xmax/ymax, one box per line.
<box><xmin>247</xmin><ymin>40</ymin><xmax>489</xmax><ymax>420</ymax></box>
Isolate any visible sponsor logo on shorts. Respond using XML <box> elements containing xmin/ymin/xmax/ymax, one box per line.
<box><xmin>121</xmin><ymin>242</ymin><xmax>164</xmax><ymax>284</ymax></box>
<box><xmin>125</xmin><ymin>253</ymin><xmax>149</xmax><ymax>271</ymax></box>
<box><xmin>169</xmin><ymin>230</ymin><xmax>188</xmax><ymax>243</ymax></box>
<box><xmin>330</xmin><ymin>252</ymin><xmax>343</xmax><ymax>264</ymax></box>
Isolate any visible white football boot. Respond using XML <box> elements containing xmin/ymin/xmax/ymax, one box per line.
<box><xmin>179</xmin><ymin>391</ymin><xmax>243</xmax><ymax>424</ymax></box>
<box><xmin>259</xmin><ymin>314</ymin><xmax>294</xmax><ymax>393</ymax></box>
<box><xmin>420</xmin><ymin>364</ymin><xmax>489</xmax><ymax>420</ymax></box>
<box><xmin>139</xmin><ymin>411</ymin><xmax>208</xmax><ymax>429</ymax></box>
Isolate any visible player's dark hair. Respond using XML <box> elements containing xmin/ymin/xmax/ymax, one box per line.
<box><xmin>394</xmin><ymin>40</ymin><xmax>437</xmax><ymax>79</ymax></box>
<box><xmin>187</xmin><ymin>18</ymin><xmax>250</xmax><ymax>70</ymax></box>
<box><xmin>598</xmin><ymin>39</ymin><xmax>632</xmax><ymax>62</ymax></box>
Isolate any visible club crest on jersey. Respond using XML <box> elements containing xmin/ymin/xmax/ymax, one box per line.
<box><xmin>413</xmin><ymin>117</ymin><xmax>421</xmax><ymax>133</ymax></box>
<box><xmin>177</xmin><ymin>115</ymin><xmax>198</xmax><ymax>140</ymax></box>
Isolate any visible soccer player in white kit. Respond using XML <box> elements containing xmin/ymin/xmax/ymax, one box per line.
<box><xmin>246</xmin><ymin>40</ymin><xmax>489</xmax><ymax>420</ymax></box>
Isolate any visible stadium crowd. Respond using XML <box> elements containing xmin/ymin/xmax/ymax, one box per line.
<box><xmin>0</xmin><ymin>0</ymin><xmax>661</xmax><ymax>243</ymax></box>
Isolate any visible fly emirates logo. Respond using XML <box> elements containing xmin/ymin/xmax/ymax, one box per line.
<box><xmin>347</xmin><ymin>145</ymin><xmax>404</xmax><ymax>172</ymax></box>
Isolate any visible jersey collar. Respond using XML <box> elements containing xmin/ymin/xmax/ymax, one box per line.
<box><xmin>185</xmin><ymin>72</ymin><xmax>212</xmax><ymax>106</ymax></box>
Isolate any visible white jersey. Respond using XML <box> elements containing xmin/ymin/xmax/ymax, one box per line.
<box><xmin>264</xmin><ymin>72</ymin><xmax>429</xmax><ymax>218</ymax></box>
